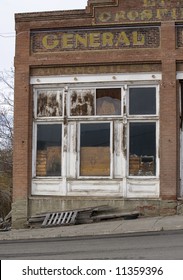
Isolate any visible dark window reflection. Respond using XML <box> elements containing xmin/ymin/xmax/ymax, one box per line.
<box><xmin>129</xmin><ymin>87</ymin><xmax>156</xmax><ymax>115</ymax></box>
<box><xmin>80</xmin><ymin>123</ymin><xmax>110</xmax><ymax>147</ymax></box>
<box><xmin>129</xmin><ymin>122</ymin><xmax>156</xmax><ymax>176</ymax></box>
<box><xmin>36</xmin><ymin>124</ymin><xmax>61</xmax><ymax>176</ymax></box>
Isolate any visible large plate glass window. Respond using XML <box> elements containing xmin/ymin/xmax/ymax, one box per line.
<box><xmin>80</xmin><ymin>123</ymin><xmax>111</xmax><ymax>176</ymax></box>
<box><xmin>36</xmin><ymin>124</ymin><xmax>62</xmax><ymax>176</ymax></box>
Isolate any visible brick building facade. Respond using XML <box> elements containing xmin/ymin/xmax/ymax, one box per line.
<box><xmin>13</xmin><ymin>0</ymin><xmax>183</xmax><ymax>227</ymax></box>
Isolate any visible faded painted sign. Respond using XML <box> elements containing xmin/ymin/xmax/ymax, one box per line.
<box><xmin>95</xmin><ymin>0</ymin><xmax>183</xmax><ymax>24</ymax></box>
<box><xmin>31</xmin><ymin>27</ymin><xmax>160</xmax><ymax>53</ymax></box>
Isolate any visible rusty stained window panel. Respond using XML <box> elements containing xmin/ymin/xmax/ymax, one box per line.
<box><xmin>80</xmin><ymin>123</ymin><xmax>110</xmax><ymax>176</ymax></box>
<box><xmin>36</xmin><ymin>124</ymin><xmax>62</xmax><ymax>176</ymax></box>
<box><xmin>70</xmin><ymin>89</ymin><xmax>94</xmax><ymax>116</ymax></box>
<box><xmin>37</xmin><ymin>90</ymin><xmax>62</xmax><ymax>117</ymax></box>
<box><xmin>129</xmin><ymin>122</ymin><xmax>156</xmax><ymax>176</ymax></box>
<box><xmin>96</xmin><ymin>88</ymin><xmax>121</xmax><ymax>115</ymax></box>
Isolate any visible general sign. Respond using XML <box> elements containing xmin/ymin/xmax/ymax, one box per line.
<box><xmin>31</xmin><ymin>27</ymin><xmax>160</xmax><ymax>53</ymax></box>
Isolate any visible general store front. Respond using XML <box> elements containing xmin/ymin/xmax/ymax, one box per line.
<box><xmin>14</xmin><ymin>0</ymin><xmax>183</xmax><ymax>227</ymax></box>
<box><xmin>31</xmin><ymin>73</ymin><xmax>160</xmax><ymax>199</ymax></box>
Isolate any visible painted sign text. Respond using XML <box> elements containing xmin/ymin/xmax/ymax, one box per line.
<box><xmin>31</xmin><ymin>27</ymin><xmax>160</xmax><ymax>53</ymax></box>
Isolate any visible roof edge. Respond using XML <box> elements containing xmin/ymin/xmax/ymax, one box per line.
<box><xmin>15</xmin><ymin>9</ymin><xmax>88</xmax><ymax>22</ymax></box>
<box><xmin>15</xmin><ymin>0</ymin><xmax>118</xmax><ymax>22</ymax></box>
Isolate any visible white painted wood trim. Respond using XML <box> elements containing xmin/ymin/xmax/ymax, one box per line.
<box><xmin>30</xmin><ymin>73</ymin><xmax>162</xmax><ymax>85</ymax></box>
<box><xmin>177</xmin><ymin>72</ymin><xmax>183</xmax><ymax>80</ymax></box>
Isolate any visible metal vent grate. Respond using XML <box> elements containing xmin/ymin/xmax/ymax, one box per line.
<box><xmin>42</xmin><ymin>211</ymin><xmax>78</xmax><ymax>227</ymax></box>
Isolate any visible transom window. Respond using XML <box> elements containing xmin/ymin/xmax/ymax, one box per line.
<box><xmin>96</xmin><ymin>88</ymin><xmax>121</xmax><ymax>115</ymax></box>
<box><xmin>129</xmin><ymin>87</ymin><xmax>156</xmax><ymax>115</ymax></box>
<box><xmin>36</xmin><ymin>89</ymin><xmax>63</xmax><ymax>118</ymax></box>
<box><xmin>70</xmin><ymin>88</ymin><xmax>121</xmax><ymax>116</ymax></box>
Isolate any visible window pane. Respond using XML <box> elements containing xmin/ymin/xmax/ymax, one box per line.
<box><xmin>36</xmin><ymin>124</ymin><xmax>61</xmax><ymax>176</ymax></box>
<box><xmin>70</xmin><ymin>89</ymin><xmax>94</xmax><ymax>116</ymax></box>
<box><xmin>37</xmin><ymin>90</ymin><xmax>62</xmax><ymax>117</ymax></box>
<box><xmin>129</xmin><ymin>87</ymin><xmax>156</xmax><ymax>115</ymax></box>
<box><xmin>96</xmin><ymin>88</ymin><xmax>121</xmax><ymax>115</ymax></box>
<box><xmin>129</xmin><ymin>122</ymin><xmax>156</xmax><ymax>176</ymax></box>
<box><xmin>80</xmin><ymin>123</ymin><xmax>110</xmax><ymax>176</ymax></box>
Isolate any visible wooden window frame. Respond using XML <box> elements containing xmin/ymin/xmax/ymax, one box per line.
<box><xmin>78</xmin><ymin>121</ymin><xmax>113</xmax><ymax>179</ymax></box>
<box><xmin>126</xmin><ymin>85</ymin><xmax>159</xmax><ymax>178</ymax></box>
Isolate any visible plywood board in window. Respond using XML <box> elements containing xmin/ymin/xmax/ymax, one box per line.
<box><xmin>80</xmin><ymin>147</ymin><xmax>110</xmax><ymax>176</ymax></box>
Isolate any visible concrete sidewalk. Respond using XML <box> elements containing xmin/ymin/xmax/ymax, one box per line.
<box><xmin>0</xmin><ymin>214</ymin><xmax>183</xmax><ymax>241</ymax></box>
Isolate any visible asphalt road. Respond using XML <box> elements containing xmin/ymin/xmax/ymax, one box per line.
<box><xmin>1</xmin><ymin>230</ymin><xmax>183</xmax><ymax>260</ymax></box>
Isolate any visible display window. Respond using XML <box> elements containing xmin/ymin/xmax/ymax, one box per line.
<box><xmin>33</xmin><ymin>84</ymin><xmax>159</xmax><ymax>181</ymax></box>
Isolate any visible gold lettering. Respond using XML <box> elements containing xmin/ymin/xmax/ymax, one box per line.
<box><xmin>114</xmin><ymin>11</ymin><xmax>126</xmax><ymax>22</ymax></box>
<box><xmin>75</xmin><ymin>67</ymin><xmax>85</xmax><ymax>74</ymax></box>
<box><xmin>64</xmin><ymin>67</ymin><xmax>74</xmax><ymax>75</ymax></box>
<box><xmin>89</xmin><ymin>33</ymin><xmax>101</xmax><ymax>47</ymax></box>
<box><xmin>87</xmin><ymin>67</ymin><xmax>96</xmax><ymax>74</ymax></box>
<box><xmin>42</xmin><ymin>35</ymin><xmax>59</xmax><ymax>50</ymax></box>
<box><xmin>141</xmin><ymin>10</ymin><xmax>153</xmax><ymax>20</ymax></box>
<box><xmin>98</xmin><ymin>12</ymin><xmax>111</xmax><ymax>22</ymax></box>
<box><xmin>75</xmin><ymin>34</ymin><xmax>87</xmax><ymax>48</ymax></box>
<box><xmin>99</xmin><ymin>66</ymin><xmax>108</xmax><ymax>73</ymax></box>
<box><xmin>180</xmin><ymin>8</ymin><xmax>183</xmax><ymax>19</ymax></box>
<box><xmin>116</xmin><ymin>32</ymin><xmax>130</xmax><ymax>46</ymax></box>
<box><xmin>159</xmin><ymin>0</ymin><xmax>165</xmax><ymax>6</ymax></box>
<box><xmin>156</xmin><ymin>9</ymin><xmax>168</xmax><ymax>20</ymax></box>
<box><xmin>171</xmin><ymin>8</ymin><xmax>177</xmax><ymax>20</ymax></box>
<box><xmin>62</xmin><ymin>33</ymin><xmax>74</xmax><ymax>48</ymax></box>
<box><xmin>127</xmin><ymin>11</ymin><xmax>139</xmax><ymax>21</ymax></box>
<box><xmin>133</xmin><ymin>31</ymin><xmax>145</xmax><ymax>46</ymax></box>
<box><xmin>102</xmin><ymin>32</ymin><xmax>114</xmax><ymax>47</ymax></box>
<box><xmin>143</xmin><ymin>0</ymin><xmax>155</xmax><ymax>7</ymax></box>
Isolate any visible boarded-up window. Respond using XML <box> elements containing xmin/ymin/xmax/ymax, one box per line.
<box><xmin>96</xmin><ymin>88</ymin><xmax>121</xmax><ymax>115</ymax></box>
<box><xmin>80</xmin><ymin>123</ymin><xmax>110</xmax><ymax>176</ymax></box>
<box><xmin>36</xmin><ymin>124</ymin><xmax>62</xmax><ymax>176</ymax></box>
<box><xmin>70</xmin><ymin>89</ymin><xmax>94</xmax><ymax>116</ymax></box>
<box><xmin>37</xmin><ymin>90</ymin><xmax>62</xmax><ymax>117</ymax></box>
<box><xmin>129</xmin><ymin>122</ymin><xmax>156</xmax><ymax>176</ymax></box>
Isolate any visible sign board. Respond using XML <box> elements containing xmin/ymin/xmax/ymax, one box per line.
<box><xmin>31</xmin><ymin>27</ymin><xmax>160</xmax><ymax>53</ymax></box>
